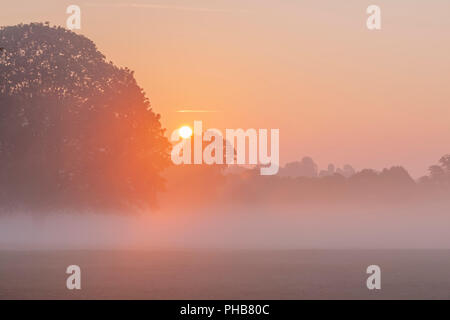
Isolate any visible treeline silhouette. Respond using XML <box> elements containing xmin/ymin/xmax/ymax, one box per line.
<box><xmin>161</xmin><ymin>155</ymin><xmax>450</xmax><ymax>210</ymax></box>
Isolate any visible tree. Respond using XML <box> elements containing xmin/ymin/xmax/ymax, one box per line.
<box><xmin>439</xmin><ymin>154</ymin><xmax>450</xmax><ymax>173</ymax></box>
<box><xmin>428</xmin><ymin>165</ymin><xmax>445</xmax><ymax>183</ymax></box>
<box><xmin>336</xmin><ymin>164</ymin><xmax>355</xmax><ymax>178</ymax></box>
<box><xmin>379</xmin><ymin>166</ymin><xmax>415</xmax><ymax>187</ymax></box>
<box><xmin>425</xmin><ymin>154</ymin><xmax>450</xmax><ymax>187</ymax></box>
<box><xmin>0</xmin><ymin>23</ymin><xmax>170</xmax><ymax>215</ymax></box>
<box><xmin>278</xmin><ymin>156</ymin><xmax>318</xmax><ymax>177</ymax></box>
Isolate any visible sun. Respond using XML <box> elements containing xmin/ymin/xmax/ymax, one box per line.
<box><xmin>178</xmin><ymin>126</ymin><xmax>193</xmax><ymax>139</ymax></box>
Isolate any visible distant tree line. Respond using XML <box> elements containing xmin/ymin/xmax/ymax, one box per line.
<box><xmin>161</xmin><ymin>154</ymin><xmax>450</xmax><ymax>210</ymax></box>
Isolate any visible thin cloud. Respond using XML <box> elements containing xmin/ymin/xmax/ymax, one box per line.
<box><xmin>86</xmin><ymin>3</ymin><xmax>245</xmax><ymax>13</ymax></box>
<box><xmin>176</xmin><ymin>109</ymin><xmax>220</xmax><ymax>113</ymax></box>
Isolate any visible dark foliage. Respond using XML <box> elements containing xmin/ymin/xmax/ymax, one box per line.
<box><xmin>0</xmin><ymin>23</ymin><xmax>170</xmax><ymax>214</ymax></box>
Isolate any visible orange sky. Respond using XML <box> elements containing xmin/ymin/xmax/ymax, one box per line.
<box><xmin>2</xmin><ymin>0</ymin><xmax>450</xmax><ymax>177</ymax></box>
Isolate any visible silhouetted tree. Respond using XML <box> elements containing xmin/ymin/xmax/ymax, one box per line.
<box><xmin>428</xmin><ymin>165</ymin><xmax>445</xmax><ymax>180</ymax></box>
<box><xmin>319</xmin><ymin>163</ymin><xmax>335</xmax><ymax>177</ymax></box>
<box><xmin>379</xmin><ymin>166</ymin><xmax>415</xmax><ymax>186</ymax></box>
<box><xmin>278</xmin><ymin>156</ymin><xmax>318</xmax><ymax>177</ymax></box>
<box><xmin>336</xmin><ymin>164</ymin><xmax>355</xmax><ymax>178</ymax></box>
<box><xmin>350</xmin><ymin>169</ymin><xmax>378</xmax><ymax>183</ymax></box>
<box><xmin>0</xmin><ymin>23</ymin><xmax>170</xmax><ymax>215</ymax></box>
<box><xmin>439</xmin><ymin>154</ymin><xmax>450</xmax><ymax>173</ymax></box>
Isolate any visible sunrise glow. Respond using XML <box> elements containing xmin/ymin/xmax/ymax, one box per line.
<box><xmin>178</xmin><ymin>126</ymin><xmax>193</xmax><ymax>139</ymax></box>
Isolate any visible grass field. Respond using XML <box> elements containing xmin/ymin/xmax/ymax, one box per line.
<box><xmin>1</xmin><ymin>250</ymin><xmax>449</xmax><ymax>299</ymax></box>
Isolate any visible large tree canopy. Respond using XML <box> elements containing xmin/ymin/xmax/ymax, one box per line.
<box><xmin>0</xmin><ymin>23</ymin><xmax>170</xmax><ymax>214</ymax></box>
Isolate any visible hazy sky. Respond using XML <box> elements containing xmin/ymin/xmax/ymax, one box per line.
<box><xmin>2</xmin><ymin>0</ymin><xmax>450</xmax><ymax>177</ymax></box>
